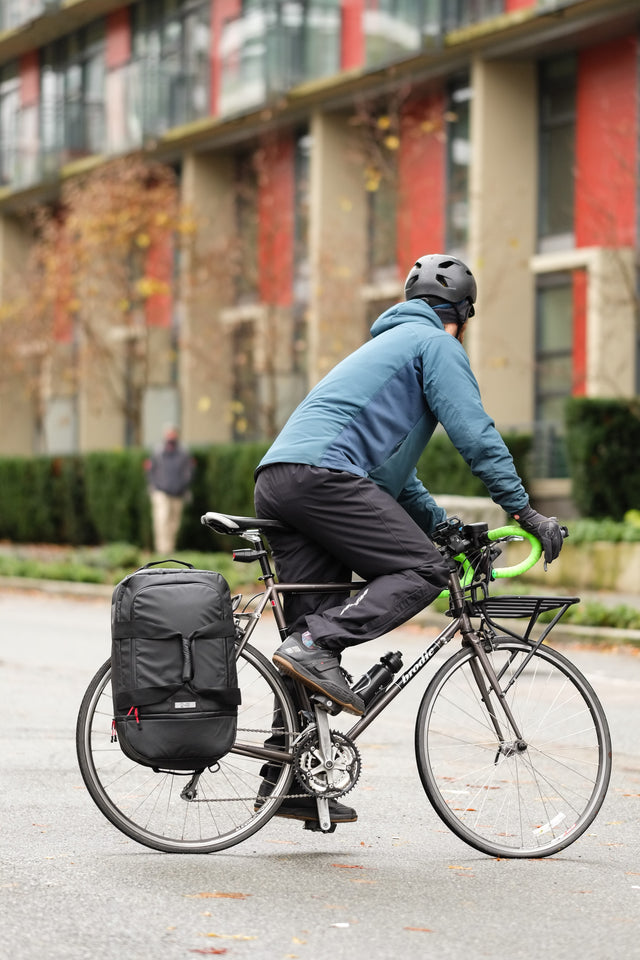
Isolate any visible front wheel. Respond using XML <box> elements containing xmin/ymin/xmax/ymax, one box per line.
<box><xmin>415</xmin><ymin>640</ymin><xmax>611</xmax><ymax>858</ymax></box>
<box><xmin>76</xmin><ymin>642</ymin><xmax>298</xmax><ymax>853</ymax></box>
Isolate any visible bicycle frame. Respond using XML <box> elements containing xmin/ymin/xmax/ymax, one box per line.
<box><xmin>229</xmin><ymin>525</ymin><xmax>531</xmax><ymax>767</ymax></box>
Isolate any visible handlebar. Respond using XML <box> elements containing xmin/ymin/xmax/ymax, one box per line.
<box><xmin>434</xmin><ymin>521</ymin><xmax>562</xmax><ymax>600</ymax></box>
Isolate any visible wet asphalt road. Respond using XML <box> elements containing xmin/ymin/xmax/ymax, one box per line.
<box><xmin>1</xmin><ymin>589</ymin><xmax>639</xmax><ymax>960</ymax></box>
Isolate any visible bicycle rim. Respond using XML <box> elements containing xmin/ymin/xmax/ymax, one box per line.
<box><xmin>76</xmin><ymin>643</ymin><xmax>298</xmax><ymax>853</ymax></box>
<box><xmin>415</xmin><ymin>640</ymin><xmax>611</xmax><ymax>858</ymax></box>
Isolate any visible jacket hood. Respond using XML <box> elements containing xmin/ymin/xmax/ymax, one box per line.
<box><xmin>370</xmin><ymin>299</ymin><xmax>445</xmax><ymax>338</ymax></box>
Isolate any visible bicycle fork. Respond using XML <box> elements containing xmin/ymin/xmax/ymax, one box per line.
<box><xmin>451</xmin><ymin>577</ymin><xmax>527</xmax><ymax>761</ymax></box>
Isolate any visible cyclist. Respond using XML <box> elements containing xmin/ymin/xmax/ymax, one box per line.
<box><xmin>254</xmin><ymin>254</ymin><xmax>564</xmax><ymax>823</ymax></box>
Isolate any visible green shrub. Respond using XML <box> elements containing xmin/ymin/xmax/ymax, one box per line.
<box><xmin>566</xmin><ymin>398</ymin><xmax>640</xmax><ymax>519</ymax></box>
<box><xmin>0</xmin><ymin>435</ymin><xmax>532</xmax><ymax>549</ymax></box>
<box><xmin>566</xmin><ymin>518</ymin><xmax>640</xmax><ymax>544</ymax></box>
<box><xmin>84</xmin><ymin>450</ymin><xmax>151</xmax><ymax>546</ymax></box>
<box><xmin>416</xmin><ymin>431</ymin><xmax>531</xmax><ymax>497</ymax></box>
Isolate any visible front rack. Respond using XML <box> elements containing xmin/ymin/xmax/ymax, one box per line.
<box><xmin>473</xmin><ymin>594</ymin><xmax>580</xmax><ymax>646</ymax></box>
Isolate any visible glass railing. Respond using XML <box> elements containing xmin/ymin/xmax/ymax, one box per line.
<box><xmin>365</xmin><ymin>0</ymin><xmax>441</xmax><ymax>68</ymax></box>
<box><xmin>442</xmin><ymin>0</ymin><xmax>504</xmax><ymax>32</ymax></box>
<box><xmin>0</xmin><ymin>103</ymin><xmax>40</xmax><ymax>189</ymax></box>
<box><xmin>120</xmin><ymin>55</ymin><xmax>210</xmax><ymax>142</ymax></box>
<box><xmin>219</xmin><ymin>0</ymin><xmax>341</xmax><ymax>117</ymax></box>
<box><xmin>0</xmin><ymin>0</ymin><xmax>47</xmax><ymax>33</ymax></box>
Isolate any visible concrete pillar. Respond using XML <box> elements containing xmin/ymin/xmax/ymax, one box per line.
<box><xmin>180</xmin><ymin>150</ymin><xmax>236</xmax><ymax>445</ymax></box>
<box><xmin>586</xmin><ymin>246</ymin><xmax>636</xmax><ymax>397</ymax></box>
<box><xmin>308</xmin><ymin>108</ymin><xmax>368</xmax><ymax>384</ymax></box>
<box><xmin>0</xmin><ymin>213</ymin><xmax>36</xmax><ymax>455</ymax></box>
<box><xmin>468</xmin><ymin>57</ymin><xmax>538</xmax><ymax>429</ymax></box>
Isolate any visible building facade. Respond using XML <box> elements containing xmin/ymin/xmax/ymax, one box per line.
<box><xmin>0</xmin><ymin>0</ymin><xmax>638</xmax><ymax>506</ymax></box>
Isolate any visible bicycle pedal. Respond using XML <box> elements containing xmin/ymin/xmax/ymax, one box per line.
<box><xmin>310</xmin><ymin>693</ymin><xmax>342</xmax><ymax>716</ymax></box>
<box><xmin>303</xmin><ymin>819</ymin><xmax>337</xmax><ymax>833</ymax></box>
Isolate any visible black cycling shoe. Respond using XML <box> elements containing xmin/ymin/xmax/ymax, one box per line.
<box><xmin>254</xmin><ymin>780</ymin><xmax>357</xmax><ymax>822</ymax></box>
<box><xmin>272</xmin><ymin>633</ymin><xmax>364</xmax><ymax>716</ymax></box>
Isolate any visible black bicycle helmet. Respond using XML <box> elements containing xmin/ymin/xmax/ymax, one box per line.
<box><xmin>404</xmin><ymin>254</ymin><xmax>477</xmax><ymax>317</ymax></box>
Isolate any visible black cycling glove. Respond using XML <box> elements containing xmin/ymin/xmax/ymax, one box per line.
<box><xmin>512</xmin><ymin>504</ymin><xmax>564</xmax><ymax>565</ymax></box>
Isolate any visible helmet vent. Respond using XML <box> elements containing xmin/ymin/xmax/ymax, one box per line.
<box><xmin>438</xmin><ymin>260</ymin><xmax>455</xmax><ymax>268</ymax></box>
<box><xmin>436</xmin><ymin>274</ymin><xmax>449</xmax><ymax>287</ymax></box>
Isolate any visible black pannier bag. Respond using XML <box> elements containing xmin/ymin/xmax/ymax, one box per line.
<box><xmin>111</xmin><ymin>561</ymin><xmax>241</xmax><ymax>771</ymax></box>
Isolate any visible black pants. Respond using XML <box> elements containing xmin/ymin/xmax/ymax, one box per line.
<box><xmin>254</xmin><ymin>463</ymin><xmax>449</xmax><ymax>652</ymax></box>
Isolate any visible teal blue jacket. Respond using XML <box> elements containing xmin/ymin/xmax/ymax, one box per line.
<box><xmin>258</xmin><ymin>299</ymin><xmax>528</xmax><ymax>534</ymax></box>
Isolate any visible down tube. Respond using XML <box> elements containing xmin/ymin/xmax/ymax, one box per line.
<box><xmin>345</xmin><ymin>618</ymin><xmax>460</xmax><ymax>740</ymax></box>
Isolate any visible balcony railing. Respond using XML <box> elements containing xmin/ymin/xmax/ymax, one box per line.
<box><xmin>219</xmin><ymin>0</ymin><xmax>341</xmax><ymax>117</ymax></box>
<box><xmin>0</xmin><ymin>1</ymin><xmax>46</xmax><ymax>33</ymax></box>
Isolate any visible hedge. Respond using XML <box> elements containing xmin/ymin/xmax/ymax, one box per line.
<box><xmin>566</xmin><ymin>397</ymin><xmax>640</xmax><ymax>520</ymax></box>
<box><xmin>0</xmin><ymin>433</ymin><xmax>530</xmax><ymax>548</ymax></box>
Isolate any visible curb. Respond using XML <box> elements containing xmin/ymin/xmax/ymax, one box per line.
<box><xmin>411</xmin><ymin>610</ymin><xmax>640</xmax><ymax>649</ymax></box>
<box><xmin>0</xmin><ymin>576</ymin><xmax>113</xmax><ymax>600</ymax></box>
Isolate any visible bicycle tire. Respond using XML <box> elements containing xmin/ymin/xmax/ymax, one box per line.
<box><xmin>415</xmin><ymin>639</ymin><xmax>611</xmax><ymax>858</ymax></box>
<box><xmin>76</xmin><ymin>641</ymin><xmax>298</xmax><ymax>854</ymax></box>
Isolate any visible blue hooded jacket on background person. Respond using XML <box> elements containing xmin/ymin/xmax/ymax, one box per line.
<box><xmin>257</xmin><ymin>298</ymin><xmax>528</xmax><ymax>534</ymax></box>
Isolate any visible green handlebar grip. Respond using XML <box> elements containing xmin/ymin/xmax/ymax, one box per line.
<box><xmin>488</xmin><ymin>526</ymin><xmax>542</xmax><ymax>577</ymax></box>
<box><xmin>436</xmin><ymin>524</ymin><xmax>542</xmax><ymax>599</ymax></box>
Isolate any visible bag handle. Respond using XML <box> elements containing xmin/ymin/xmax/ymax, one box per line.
<box><xmin>138</xmin><ymin>559</ymin><xmax>195</xmax><ymax>570</ymax></box>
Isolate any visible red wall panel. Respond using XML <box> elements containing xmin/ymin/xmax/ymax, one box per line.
<box><xmin>19</xmin><ymin>51</ymin><xmax>39</xmax><ymax>107</ymax></box>
<box><xmin>505</xmin><ymin>0</ymin><xmax>536</xmax><ymax>11</ymax></box>
<box><xmin>341</xmin><ymin>0</ymin><xmax>364</xmax><ymax>71</ymax></box>
<box><xmin>396</xmin><ymin>93</ymin><xmax>447</xmax><ymax>268</ymax></box>
<box><xmin>106</xmin><ymin>7</ymin><xmax>131</xmax><ymax>70</ymax></box>
<box><xmin>575</xmin><ymin>36</ymin><xmax>638</xmax><ymax>248</ymax></box>
<box><xmin>210</xmin><ymin>0</ymin><xmax>241</xmax><ymax>116</ymax></box>
<box><xmin>258</xmin><ymin>137</ymin><xmax>294</xmax><ymax>307</ymax></box>
<box><xmin>145</xmin><ymin>239</ymin><xmax>173</xmax><ymax>329</ymax></box>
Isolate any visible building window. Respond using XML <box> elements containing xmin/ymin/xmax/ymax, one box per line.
<box><xmin>234</xmin><ymin>149</ymin><xmax>260</xmax><ymax>303</ymax></box>
<box><xmin>367</xmin><ymin>172</ymin><xmax>398</xmax><ymax>284</ymax></box>
<box><xmin>0</xmin><ymin>63</ymin><xmax>19</xmax><ymax>186</ymax></box>
<box><xmin>534</xmin><ymin>274</ymin><xmax>573</xmax><ymax>477</ymax></box>
<box><xmin>538</xmin><ymin>55</ymin><xmax>576</xmax><ymax>251</ymax></box>
<box><xmin>231</xmin><ymin>320</ymin><xmax>259</xmax><ymax>440</ymax></box>
<box><xmin>40</xmin><ymin>22</ymin><xmax>106</xmax><ymax>172</ymax></box>
<box><xmin>445</xmin><ymin>77</ymin><xmax>471</xmax><ymax>255</ymax></box>
<box><xmin>131</xmin><ymin>0</ymin><xmax>211</xmax><ymax>138</ymax></box>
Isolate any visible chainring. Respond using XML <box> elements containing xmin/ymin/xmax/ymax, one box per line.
<box><xmin>292</xmin><ymin>728</ymin><xmax>361</xmax><ymax>799</ymax></box>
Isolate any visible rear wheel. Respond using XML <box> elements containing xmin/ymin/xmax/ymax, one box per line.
<box><xmin>415</xmin><ymin>640</ymin><xmax>611</xmax><ymax>858</ymax></box>
<box><xmin>76</xmin><ymin>642</ymin><xmax>298</xmax><ymax>853</ymax></box>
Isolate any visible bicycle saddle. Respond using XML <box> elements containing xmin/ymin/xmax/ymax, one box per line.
<box><xmin>201</xmin><ymin>511</ymin><xmax>290</xmax><ymax>535</ymax></box>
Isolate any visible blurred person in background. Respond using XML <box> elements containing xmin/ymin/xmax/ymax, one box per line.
<box><xmin>145</xmin><ymin>425</ymin><xmax>195</xmax><ymax>555</ymax></box>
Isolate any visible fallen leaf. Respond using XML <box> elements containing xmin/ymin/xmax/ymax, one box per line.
<box><xmin>186</xmin><ymin>892</ymin><xmax>250</xmax><ymax>900</ymax></box>
<box><xmin>292</xmin><ymin>937</ymin><xmax>306</xmax><ymax>944</ymax></box>
<box><xmin>204</xmin><ymin>933</ymin><xmax>257</xmax><ymax>941</ymax></box>
<box><xmin>189</xmin><ymin>950</ymin><xmax>228</xmax><ymax>956</ymax></box>
<box><xmin>331</xmin><ymin>864</ymin><xmax>364</xmax><ymax>870</ymax></box>
<box><xmin>448</xmin><ymin>866</ymin><xmax>472</xmax><ymax>871</ymax></box>
<box><xmin>404</xmin><ymin>927</ymin><xmax>433</xmax><ymax>933</ymax></box>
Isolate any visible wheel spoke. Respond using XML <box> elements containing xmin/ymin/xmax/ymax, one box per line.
<box><xmin>416</xmin><ymin>640</ymin><xmax>611</xmax><ymax>858</ymax></box>
<box><xmin>76</xmin><ymin>645</ymin><xmax>298</xmax><ymax>853</ymax></box>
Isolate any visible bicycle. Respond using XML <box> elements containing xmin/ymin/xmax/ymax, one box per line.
<box><xmin>76</xmin><ymin>513</ymin><xmax>611</xmax><ymax>858</ymax></box>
